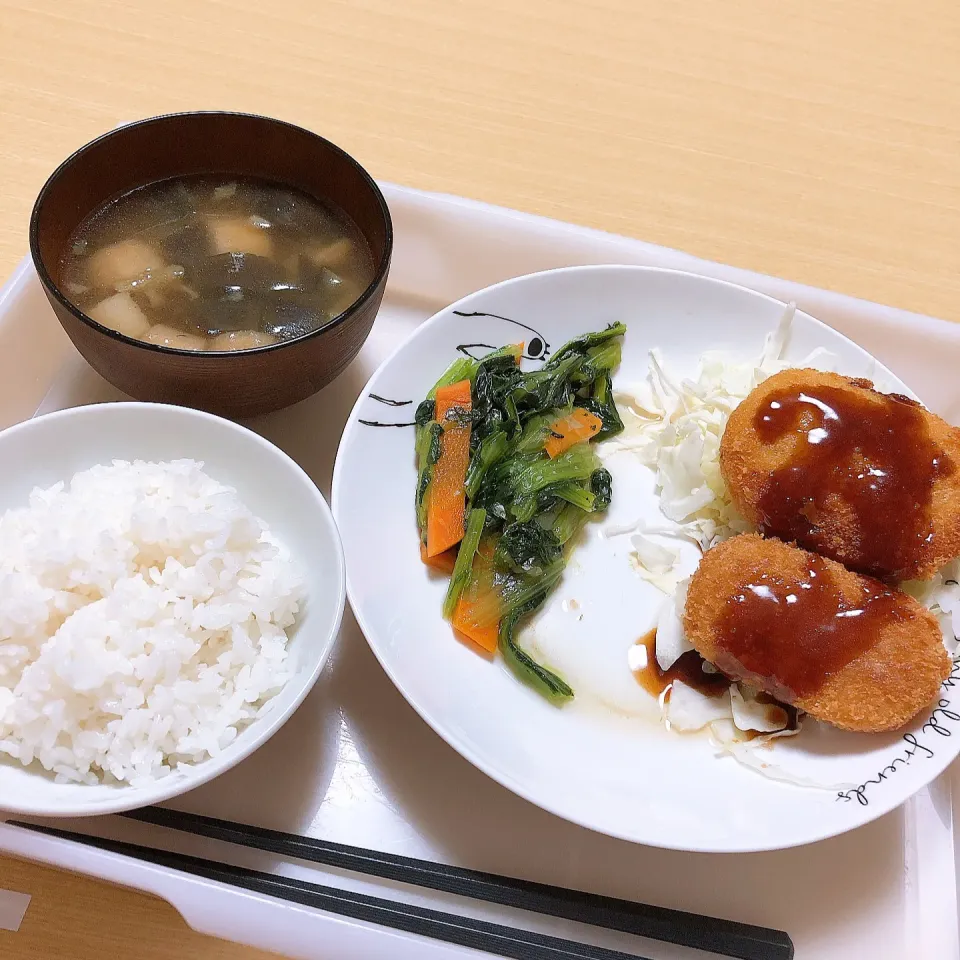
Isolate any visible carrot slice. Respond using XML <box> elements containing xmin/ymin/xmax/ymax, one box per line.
<box><xmin>420</xmin><ymin>542</ymin><xmax>457</xmax><ymax>574</ymax></box>
<box><xmin>453</xmin><ymin>604</ymin><xmax>499</xmax><ymax>653</ymax></box>
<box><xmin>543</xmin><ymin>409</ymin><xmax>603</xmax><ymax>459</ymax></box>
<box><xmin>452</xmin><ymin>544</ymin><xmax>500</xmax><ymax>653</ymax></box>
<box><xmin>426</xmin><ymin>379</ymin><xmax>473</xmax><ymax>557</ymax></box>
<box><xmin>451</xmin><ymin>537</ymin><xmax>500</xmax><ymax>653</ymax></box>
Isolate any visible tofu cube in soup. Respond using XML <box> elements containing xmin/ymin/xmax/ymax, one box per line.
<box><xmin>143</xmin><ymin>324</ymin><xmax>207</xmax><ymax>350</ymax></box>
<box><xmin>306</xmin><ymin>237</ymin><xmax>354</xmax><ymax>270</ymax></box>
<box><xmin>88</xmin><ymin>239</ymin><xmax>165</xmax><ymax>289</ymax></box>
<box><xmin>209</xmin><ymin>216</ymin><xmax>273</xmax><ymax>259</ymax></box>
<box><xmin>86</xmin><ymin>292</ymin><xmax>151</xmax><ymax>338</ymax></box>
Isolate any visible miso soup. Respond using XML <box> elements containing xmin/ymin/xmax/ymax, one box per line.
<box><xmin>59</xmin><ymin>175</ymin><xmax>376</xmax><ymax>351</ymax></box>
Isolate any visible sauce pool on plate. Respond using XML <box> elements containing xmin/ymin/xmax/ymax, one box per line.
<box><xmin>631</xmin><ymin>628</ymin><xmax>730</xmax><ymax>699</ymax></box>
<box><xmin>59</xmin><ymin>175</ymin><xmax>376</xmax><ymax>351</ymax></box>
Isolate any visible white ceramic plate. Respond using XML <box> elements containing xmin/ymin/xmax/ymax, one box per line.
<box><xmin>332</xmin><ymin>266</ymin><xmax>960</xmax><ymax>852</ymax></box>
<box><xmin>0</xmin><ymin>402</ymin><xmax>345</xmax><ymax>817</ymax></box>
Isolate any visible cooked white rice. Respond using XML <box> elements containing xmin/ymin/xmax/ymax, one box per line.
<box><xmin>0</xmin><ymin>459</ymin><xmax>304</xmax><ymax>786</ymax></box>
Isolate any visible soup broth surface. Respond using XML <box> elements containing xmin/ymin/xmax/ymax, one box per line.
<box><xmin>59</xmin><ymin>175</ymin><xmax>376</xmax><ymax>351</ymax></box>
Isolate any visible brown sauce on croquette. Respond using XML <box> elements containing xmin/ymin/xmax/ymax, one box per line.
<box><xmin>714</xmin><ymin>556</ymin><xmax>914</xmax><ymax>701</ymax></box>
<box><xmin>632</xmin><ymin>628</ymin><xmax>730</xmax><ymax>699</ymax></box>
<box><xmin>752</xmin><ymin>383</ymin><xmax>954</xmax><ymax>579</ymax></box>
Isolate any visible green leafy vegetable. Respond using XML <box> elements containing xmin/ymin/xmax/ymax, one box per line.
<box><xmin>551</xmin><ymin>503</ymin><xmax>590</xmax><ymax>545</ymax></box>
<box><xmin>576</xmin><ymin>375</ymin><xmax>624</xmax><ymax>441</ymax></box>
<box><xmin>442</xmin><ymin>508</ymin><xmax>487</xmax><ymax>619</ymax></box>
<box><xmin>465</xmin><ymin>431</ymin><xmax>511</xmax><ymax>500</ymax></box>
<box><xmin>546</xmin><ymin>321</ymin><xmax>627</xmax><ymax>370</ymax></box>
<box><xmin>499</xmin><ymin>595</ymin><xmax>574</xmax><ymax>704</ymax></box>
<box><xmin>415</xmin><ymin>323</ymin><xmax>626</xmax><ymax>703</ymax></box>
<box><xmin>414</xmin><ymin>400</ymin><xmax>435</xmax><ymax>427</ymax></box>
<box><xmin>429</xmin><ymin>357</ymin><xmax>478</xmax><ymax>398</ymax></box>
<box><xmin>495</xmin><ymin>522</ymin><xmax>562</xmax><ymax>576</ymax></box>
<box><xmin>514</xmin><ymin>410</ymin><xmax>564</xmax><ymax>455</ymax></box>
<box><xmin>512</xmin><ymin>354</ymin><xmax>583</xmax><ymax>418</ymax></box>
<box><xmin>590</xmin><ymin>467</ymin><xmax>613</xmax><ymax>511</ymax></box>
<box><xmin>514</xmin><ymin>443</ymin><xmax>601</xmax><ymax>498</ymax></box>
<box><xmin>414</xmin><ymin>422</ymin><xmax>443</xmax><ymax>542</ymax></box>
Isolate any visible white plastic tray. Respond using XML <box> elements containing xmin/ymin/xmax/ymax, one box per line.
<box><xmin>1</xmin><ymin>183</ymin><xmax>960</xmax><ymax>960</ymax></box>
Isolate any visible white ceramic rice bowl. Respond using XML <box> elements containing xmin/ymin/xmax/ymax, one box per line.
<box><xmin>0</xmin><ymin>402</ymin><xmax>344</xmax><ymax>817</ymax></box>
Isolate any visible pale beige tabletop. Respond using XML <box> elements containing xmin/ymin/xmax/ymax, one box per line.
<box><xmin>0</xmin><ymin>1</ymin><xmax>958</xmax><ymax>957</ymax></box>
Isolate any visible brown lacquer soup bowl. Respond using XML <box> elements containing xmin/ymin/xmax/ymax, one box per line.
<box><xmin>30</xmin><ymin>112</ymin><xmax>392</xmax><ymax>418</ymax></box>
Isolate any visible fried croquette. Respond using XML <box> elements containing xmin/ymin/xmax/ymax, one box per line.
<box><xmin>683</xmin><ymin>534</ymin><xmax>950</xmax><ymax>733</ymax></box>
<box><xmin>719</xmin><ymin>368</ymin><xmax>960</xmax><ymax>581</ymax></box>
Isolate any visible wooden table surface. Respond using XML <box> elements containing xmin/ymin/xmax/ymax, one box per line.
<box><xmin>0</xmin><ymin>0</ymin><xmax>958</xmax><ymax>957</ymax></box>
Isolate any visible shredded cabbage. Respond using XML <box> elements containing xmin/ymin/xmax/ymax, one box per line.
<box><xmin>629</xmin><ymin>534</ymin><xmax>682</xmax><ymax>594</ymax></box>
<box><xmin>665</xmin><ymin>681</ymin><xmax>732</xmax><ymax>732</ymax></box>
<box><xmin>730</xmin><ymin>685</ymin><xmax>790</xmax><ymax>733</ymax></box>
<box><xmin>708</xmin><ymin>721</ymin><xmax>855</xmax><ymax>791</ymax></box>
<box><xmin>607</xmin><ymin>304</ymin><xmax>834</xmax><ymax>578</ymax></box>
<box><xmin>654</xmin><ymin>582</ymin><xmax>693</xmax><ymax>671</ymax></box>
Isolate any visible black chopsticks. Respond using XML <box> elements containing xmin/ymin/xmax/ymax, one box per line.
<box><xmin>117</xmin><ymin>806</ymin><xmax>793</xmax><ymax>960</ymax></box>
<box><xmin>14</xmin><ymin>820</ymin><xmax>647</xmax><ymax>960</ymax></box>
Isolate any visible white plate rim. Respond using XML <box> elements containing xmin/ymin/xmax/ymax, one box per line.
<box><xmin>332</xmin><ymin>264</ymin><xmax>958</xmax><ymax>852</ymax></box>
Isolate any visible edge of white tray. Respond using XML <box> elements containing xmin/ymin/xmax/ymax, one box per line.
<box><xmin>0</xmin><ymin>180</ymin><xmax>957</xmax><ymax>960</ymax></box>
